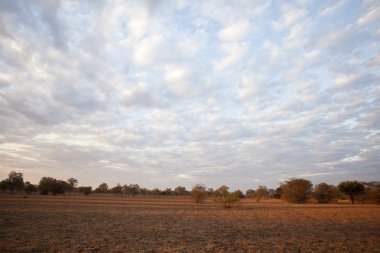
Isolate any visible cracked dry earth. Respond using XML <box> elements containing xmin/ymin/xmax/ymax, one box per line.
<box><xmin>0</xmin><ymin>195</ymin><xmax>379</xmax><ymax>252</ymax></box>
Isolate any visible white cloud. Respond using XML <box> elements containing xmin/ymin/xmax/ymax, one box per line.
<box><xmin>218</xmin><ymin>21</ymin><xmax>251</xmax><ymax>42</ymax></box>
<box><xmin>133</xmin><ymin>35</ymin><xmax>164</xmax><ymax>65</ymax></box>
<box><xmin>357</xmin><ymin>7</ymin><xmax>380</xmax><ymax>26</ymax></box>
<box><xmin>238</xmin><ymin>75</ymin><xmax>264</xmax><ymax>100</ymax></box>
<box><xmin>274</xmin><ymin>4</ymin><xmax>308</xmax><ymax>30</ymax></box>
<box><xmin>214</xmin><ymin>43</ymin><xmax>247</xmax><ymax>71</ymax></box>
<box><xmin>319</xmin><ymin>0</ymin><xmax>347</xmax><ymax>16</ymax></box>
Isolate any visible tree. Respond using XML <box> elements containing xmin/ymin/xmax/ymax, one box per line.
<box><xmin>24</xmin><ymin>181</ymin><xmax>38</xmax><ymax>194</ymax></box>
<box><xmin>274</xmin><ymin>187</ymin><xmax>282</xmax><ymax>199</ymax></box>
<box><xmin>95</xmin><ymin>183</ymin><xmax>108</xmax><ymax>194</ymax></box>
<box><xmin>314</xmin><ymin>183</ymin><xmax>339</xmax><ymax>203</ymax></box>
<box><xmin>111</xmin><ymin>184</ymin><xmax>122</xmax><ymax>194</ymax></box>
<box><xmin>267</xmin><ymin>189</ymin><xmax>276</xmax><ymax>198</ymax></box>
<box><xmin>234</xmin><ymin>189</ymin><xmax>245</xmax><ymax>199</ymax></box>
<box><xmin>77</xmin><ymin>186</ymin><xmax>92</xmax><ymax>195</ymax></box>
<box><xmin>38</xmin><ymin>177</ymin><xmax>70</xmax><ymax>195</ymax></box>
<box><xmin>338</xmin><ymin>181</ymin><xmax>365</xmax><ymax>204</ymax></box>
<box><xmin>67</xmin><ymin>178</ymin><xmax>78</xmax><ymax>194</ymax></box>
<box><xmin>206</xmin><ymin>188</ymin><xmax>214</xmax><ymax>197</ymax></box>
<box><xmin>360</xmin><ymin>181</ymin><xmax>380</xmax><ymax>204</ymax></box>
<box><xmin>191</xmin><ymin>184</ymin><xmax>207</xmax><ymax>204</ymax></box>
<box><xmin>0</xmin><ymin>180</ymin><xmax>8</xmax><ymax>192</ymax></box>
<box><xmin>0</xmin><ymin>171</ymin><xmax>25</xmax><ymax>193</ymax></box>
<box><xmin>174</xmin><ymin>186</ymin><xmax>187</xmax><ymax>196</ymax></box>
<box><xmin>213</xmin><ymin>185</ymin><xmax>240</xmax><ymax>208</ymax></box>
<box><xmin>255</xmin><ymin>186</ymin><xmax>268</xmax><ymax>202</ymax></box>
<box><xmin>162</xmin><ymin>188</ymin><xmax>172</xmax><ymax>195</ymax></box>
<box><xmin>280</xmin><ymin>178</ymin><xmax>313</xmax><ymax>203</ymax></box>
<box><xmin>245</xmin><ymin>189</ymin><xmax>255</xmax><ymax>198</ymax></box>
<box><xmin>128</xmin><ymin>184</ymin><xmax>140</xmax><ymax>196</ymax></box>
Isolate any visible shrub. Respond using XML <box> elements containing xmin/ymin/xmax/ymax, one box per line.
<box><xmin>213</xmin><ymin>185</ymin><xmax>240</xmax><ymax>208</ymax></box>
<box><xmin>191</xmin><ymin>184</ymin><xmax>207</xmax><ymax>204</ymax></box>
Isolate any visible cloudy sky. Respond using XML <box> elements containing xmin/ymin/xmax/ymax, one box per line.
<box><xmin>0</xmin><ymin>0</ymin><xmax>379</xmax><ymax>191</ymax></box>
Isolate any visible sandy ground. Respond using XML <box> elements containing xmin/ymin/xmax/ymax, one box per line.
<box><xmin>0</xmin><ymin>194</ymin><xmax>379</xmax><ymax>252</ymax></box>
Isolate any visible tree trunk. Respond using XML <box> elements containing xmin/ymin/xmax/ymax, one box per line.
<box><xmin>350</xmin><ymin>194</ymin><xmax>354</xmax><ymax>204</ymax></box>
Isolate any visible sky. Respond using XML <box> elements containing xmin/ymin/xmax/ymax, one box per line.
<box><xmin>0</xmin><ymin>0</ymin><xmax>379</xmax><ymax>191</ymax></box>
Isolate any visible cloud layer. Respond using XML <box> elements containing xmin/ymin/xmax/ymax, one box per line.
<box><xmin>0</xmin><ymin>0</ymin><xmax>379</xmax><ymax>190</ymax></box>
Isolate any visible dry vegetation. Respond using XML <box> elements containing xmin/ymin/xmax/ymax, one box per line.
<box><xmin>1</xmin><ymin>194</ymin><xmax>379</xmax><ymax>252</ymax></box>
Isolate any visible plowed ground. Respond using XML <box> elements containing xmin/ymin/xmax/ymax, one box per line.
<box><xmin>0</xmin><ymin>195</ymin><xmax>379</xmax><ymax>252</ymax></box>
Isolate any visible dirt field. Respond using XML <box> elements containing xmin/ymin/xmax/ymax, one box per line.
<box><xmin>0</xmin><ymin>194</ymin><xmax>379</xmax><ymax>252</ymax></box>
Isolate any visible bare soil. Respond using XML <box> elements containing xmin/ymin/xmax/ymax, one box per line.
<box><xmin>0</xmin><ymin>194</ymin><xmax>379</xmax><ymax>252</ymax></box>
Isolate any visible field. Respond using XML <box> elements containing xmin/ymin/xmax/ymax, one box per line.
<box><xmin>0</xmin><ymin>195</ymin><xmax>379</xmax><ymax>252</ymax></box>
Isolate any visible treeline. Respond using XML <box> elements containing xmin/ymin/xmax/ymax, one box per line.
<box><xmin>0</xmin><ymin>171</ymin><xmax>379</xmax><ymax>205</ymax></box>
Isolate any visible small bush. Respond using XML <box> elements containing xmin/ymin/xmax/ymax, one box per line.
<box><xmin>191</xmin><ymin>184</ymin><xmax>207</xmax><ymax>204</ymax></box>
<box><xmin>213</xmin><ymin>185</ymin><xmax>240</xmax><ymax>208</ymax></box>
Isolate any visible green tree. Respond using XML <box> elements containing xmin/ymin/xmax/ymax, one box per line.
<box><xmin>338</xmin><ymin>181</ymin><xmax>365</xmax><ymax>204</ymax></box>
<box><xmin>213</xmin><ymin>185</ymin><xmax>240</xmax><ymax>208</ymax></box>
<box><xmin>191</xmin><ymin>184</ymin><xmax>207</xmax><ymax>204</ymax></box>
<box><xmin>280</xmin><ymin>178</ymin><xmax>313</xmax><ymax>203</ymax></box>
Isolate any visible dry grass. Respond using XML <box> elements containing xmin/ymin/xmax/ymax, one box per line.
<box><xmin>0</xmin><ymin>194</ymin><xmax>379</xmax><ymax>252</ymax></box>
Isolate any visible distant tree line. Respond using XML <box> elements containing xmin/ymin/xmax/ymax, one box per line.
<box><xmin>0</xmin><ymin>172</ymin><xmax>379</xmax><ymax>206</ymax></box>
